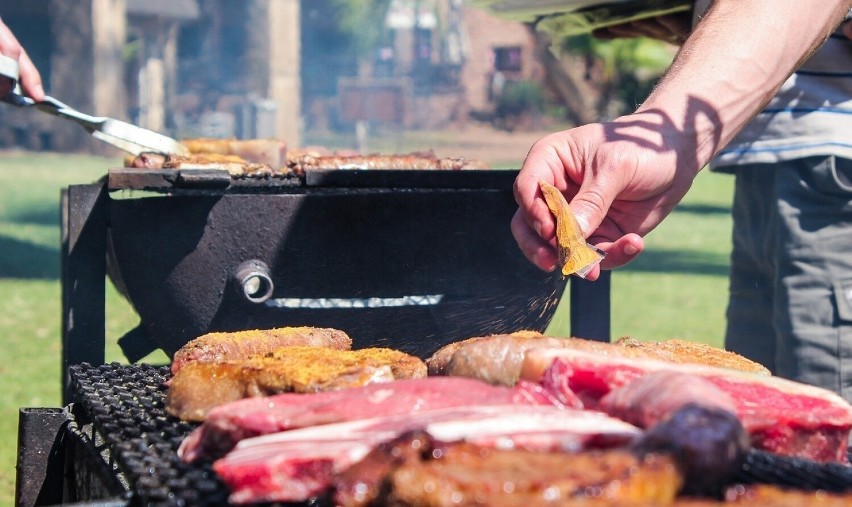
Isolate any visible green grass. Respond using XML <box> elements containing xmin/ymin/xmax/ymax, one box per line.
<box><xmin>0</xmin><ymin>152</ymin><xmax>145</xmax><ymax>503</ymax></box>
<box><xmin>547</xmin><ymin>170</ymin><xmax>734</xmax><ymax>345</ymax></box>
<box><xmin>0</xmin><ymin>149</ymin><xmax>734</xmax><ymax>504</ymax></box>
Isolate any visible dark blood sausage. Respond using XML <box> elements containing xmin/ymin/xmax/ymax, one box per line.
<box><xmin>169</xmin><ymin>326</ymin><xmax>352</xmax><ymax>375</ymax></box>
<box><xmin>602</xmin><ymin>372</ymin><xmax>749</xmax><ymax>497</ymax></box>
<box><xmin>633</xmin><ymin>403</ymin><xmax>749</xmax><ymax>498</ymax></box>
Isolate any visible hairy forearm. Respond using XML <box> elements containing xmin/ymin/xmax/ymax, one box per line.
<box><xmin>637</xmin><ymin>0</ymin><xmax>852</xmax><ymax>172</ymax></box>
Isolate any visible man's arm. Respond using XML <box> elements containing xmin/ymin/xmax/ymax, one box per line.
<box><xmin>640</xmin><ymin>0</ymin><xmax>850</xmax><ymax>169</ymax></box>
<box><xmin>513</xmin><ymin>0</ymin><xmax>852</xmax><ymax>279</ymax></box>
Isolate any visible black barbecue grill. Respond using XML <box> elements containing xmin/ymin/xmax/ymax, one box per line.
<box><xmin>18</xmin><ymin>166</ymin><xmax>852</xmax><ymax>505</ymax></box>
<box><xmin>59</xmin><ymin>167</ymin><xmax>611</xmax><ymax>400</ymax></box>
<box><xmin>20</xmin><ymin>166</ymin><xmax>612</xmax><ymax>505</ymax></box>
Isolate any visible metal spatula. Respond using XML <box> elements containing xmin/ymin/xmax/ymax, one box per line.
<box><xmin>0</xmin><ymin>54</ymin><xmax>188</xmax><ymax>156</ymax></box>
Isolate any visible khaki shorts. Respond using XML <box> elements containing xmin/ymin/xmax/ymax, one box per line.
<box><xmin>724</xmin><ymin>156</ymin><xmax>852</xmax><ymax>401</ymax></box>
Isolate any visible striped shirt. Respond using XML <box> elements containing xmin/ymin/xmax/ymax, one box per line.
<box><xmin>694</xmin><ymin>5</ymin><xmax>852</xmax><ymax>168</ymax></box>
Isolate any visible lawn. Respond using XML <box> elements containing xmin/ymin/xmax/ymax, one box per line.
<box><xmin>0</xmin><ymin>145</ymin><xmax>734</xmax><ymax>504</ymax></box>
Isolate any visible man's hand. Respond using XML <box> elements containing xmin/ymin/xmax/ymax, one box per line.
<box><xmin>0</xmin><ymin>18</ymin><xmax>44</xmax><ymax>101</ymax></box>
<box><xmin>512</xmin><ymin>110</ymin><xmax>703</xmax><ymax>281</ymax></box>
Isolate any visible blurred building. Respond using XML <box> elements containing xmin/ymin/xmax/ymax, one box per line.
<box><xmin>0</xmin><ymin>0</ymin><xmax>299</xmax><ymax>152</ymax></box>
<box><xmin>304</xmin><ymin>0</ymin><xmax>543</xmax><ymax>132</ymax></box>
<box><xmin>0</xmin><ymin>0</ymin><xmax>539</xmax><ymax>153</ymax></box>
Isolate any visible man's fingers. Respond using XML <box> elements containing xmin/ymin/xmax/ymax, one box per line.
<box><xmin>0</xmin><ymin>33</ymin><xmax>22</xmax><ymax>62</ymax></box>
<box><xmin>510</xmin><ymin>209</ymin><xmax>558</xmax><ymax>273</ymax></box>
<box><xmin>17</xmin><ymin>50</ymin><xmax>44</xmax><ymax>100</ymax></box>
<box><xmin>592</xmin><ymin>233</ymin><xmax>644</xmax><ymax>270</ymax></box>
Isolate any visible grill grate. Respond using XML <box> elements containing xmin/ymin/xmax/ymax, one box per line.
<box><xmin>69</xmin><ymin>362</ymin><xmax>230</xmax><ymax>506</ymax></box>
<box><xmin>67</xmin><ymin>363</ymin><xmax>852</xmax><ymax>505</ymax></box>
<box><xmin>736</xmin><ymin>449</ymin><xmax>852</xmax><ymax>492</ymax></box>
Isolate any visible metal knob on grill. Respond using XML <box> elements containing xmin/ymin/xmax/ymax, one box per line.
<box><xmin>232</xmin><ymin>260</ymin><xmax>274</xmax><ymax>303</ymax></box>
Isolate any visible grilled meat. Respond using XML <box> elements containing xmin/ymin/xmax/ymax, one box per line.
<box><xmin>425</xmin><ymin>330</ymin><xmax>546</xmax><ymax>377</ymax></box>
<box><xmin>179</xmin><ymin>377</ymin><xmax>562</xmax><ymax>463</ymax></box>
<box><xmin>600</xmin><ymin>371</ymin><xmax>739</xmax><ymax>429</ymax></box>
<box><xmin>170</xmin><ymin>326</ymin><xmax>352</xmax><ymax>375</ymax></box>
<box><xmin>161</xmin><ymin>153</ymin><xmax>274</xmax><ymax>176</ymax></box>
<box><xmin>212</xmin><ymin>405</ymin><xmax>642</xmax><ymax>504</ymax></box>
<box><xmin>286</xmin><ymin>150</ymin><xmax>489</xmax><ymax>176</ymax></box>
<box><xmin>125</xmin><ymin>152</ymin><xmax>166</xmax><ymax>169</ymax></box>
<box><xmin>523</xmin><ymin>347</ymin><xmax>852</xmax><ymax>463</ymax></box>
<box><xmin>428</xmin><ymin>333</ymin><xmax>769</xmax><ymax>387</ymax></box>
<box><xmin>614</xmin><ymin>337</ymin><xmax>770</xmax><ymax>375</ymax></box>
<box><xmin>181</xmin><ymin>137</ymin><xmax>286</xmax><ymax>168</ymax></box>
<box><xmin>166</xmin><ymin>346</ymin><xmax>427</xmax><ymax>421</ymax></box>
<box><xmin>384</xmin><ymin>439</ymin><xmax>680</xmax><ymax>507</ymax></box>
<box><xmin>126</xmin><ymin>137</ymin><xmax>287</xmax><ymax>175</ymax></box>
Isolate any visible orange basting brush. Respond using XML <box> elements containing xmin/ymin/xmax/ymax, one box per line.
<box><xmin>539</xmin><ymin>180</ymin><xmax>605</xmax><ymax>278</ymax></box>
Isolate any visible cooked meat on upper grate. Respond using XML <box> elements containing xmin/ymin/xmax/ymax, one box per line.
<box><xmin>126</xmin><ymin>137</ymin><xmax>288</xmax><ymax>175</ymax></box>
<box><xmin>285</xmin><ymin>150</ymin><xmax>489</xmax><ymax>175</ymax></box>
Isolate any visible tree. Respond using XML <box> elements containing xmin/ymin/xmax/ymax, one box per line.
<box><xmin>332</xmin><ymin>0</ymin><xmax>394</xmax><ymax>58</ymax></box>
<box><xmin>557</xmin><ymin>33</ymin><xmax>675</xmax><ymax>121</ymax></box>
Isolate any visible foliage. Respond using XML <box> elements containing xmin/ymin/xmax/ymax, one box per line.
<box><xmin>561</xmin><ymin>34</ymin><xmax>676</xmax><ymax>116</ymax></box>
<box><xmin>495</xmin><ymin>80</ymin><xmax>544</xmax><ymax>119</ymax></box>
<box><xmin>331</xmin><ymin>0</ymin><xmax>394</xmax><ymax>57</ymax></box>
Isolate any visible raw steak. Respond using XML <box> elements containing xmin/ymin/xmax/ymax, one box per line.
<box><xmin>212</xmin><ymin>405</ymin><xmax>642</xmax><ymax>504</ymax></box>
<box><xmin>522</xmin><ymin>347</ymin><xmax>852</xmax><ymax>462</ymax></box>
<box><xmin>599</xmin><ymin>370</ymin><xmax>739</xmax><ymax>429</ymax></box>
<box><xmin>179</xmin><ymin>376</ymin><xmax>560</xmax><ymax>463</ymax></box>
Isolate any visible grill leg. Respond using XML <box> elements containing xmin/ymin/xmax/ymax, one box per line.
<box><xmin>15</xmin><ymin>408</ymin><xmax>68</xmax><ymax>507</ymax></box>
<box><xmin>569</xmin><ymin>271</ymin><xmax>611</xmax><ymax>341</ymax></box>
<box><xmin>61</xmin><ymin>183</ymin><xmax>108</xmax><ymax>404</ymax></box>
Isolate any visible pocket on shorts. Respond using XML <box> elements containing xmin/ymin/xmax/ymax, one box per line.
<box><xmin>826</xmin><ymin>156</ymin><xmax>852</xmax><ymax>194</ymax></box>
<box><xmin>833</xmin><ymin>278</ymin><xmax>852</xmax><ymax>322</ymax></box>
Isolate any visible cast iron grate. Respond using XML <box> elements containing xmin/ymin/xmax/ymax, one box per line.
<box><xmin>737</xmin><ymin>449</ymin><xmax>852</xmax><ymax>492</ymax></box>
<box><xmin>69</xmin><ymin>362</ymin><xmax>230</xmax><ymax>506</ymax></box>
<box><xmin>68</xmin><ymin>362</ymin><xmax>852</xmax><ymax>506</ymax></box>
